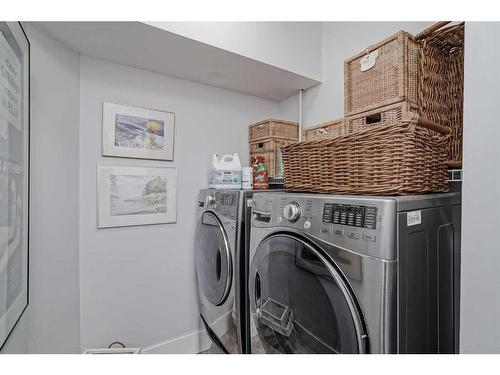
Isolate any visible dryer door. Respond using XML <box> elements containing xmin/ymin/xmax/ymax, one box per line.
<box><xmin>194</xmin><ymin>211</ymin><xmax>232</xmax><ymax>306</ymax></box>
<box><xmin>249</xmin><ymin>234</ymin><xmax>367</xmax><ymax>354</ymax></box>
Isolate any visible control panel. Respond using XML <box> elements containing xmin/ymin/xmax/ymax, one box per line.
<box><xmin>251</xmin><ymin>192</ymin><xmax>398</xmax><ymax>260</ymax></box>
<box><xmin>322</xmin><ymin>204</ymin><xmax>378</xmax><ymax>229</ymax></box>
<box><xmin>204</xmin><ymin>191</ymin><xmax>239</xmax><ymax>220</ymax></box>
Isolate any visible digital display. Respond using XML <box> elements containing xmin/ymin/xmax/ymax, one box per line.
<box><xmin>219</xmin><ymin>193</ymin><xmax>236</xmax><ymax>206</ymax></box>
<box><xmin>322</xmin><ymin>203</ymin><xmax>377</xmax><ymax>229</ymax></box>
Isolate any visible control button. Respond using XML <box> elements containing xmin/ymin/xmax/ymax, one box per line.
<box><xmin>322</xmin><ymin>203</ymin><xmax>333</xmax><ymax>223</ymax></box>
<box><xmin>347</xmin><ymin>232</ymin><xmax>359</xmax><ymax>240</ymax></box>
<box><xmin>320</xmin><ymin>227</ymin><xmax>330</xmax><ymax>234</ymax></box>
<box><xmin>277</xmin><ymin>216</ymin><xmax>283</xmax><ymax>224</ymax></box>
<box><xmin>340</xmin><ymin>211</ymin><xmax>348</xmax><ymax>225</ymax></box>
<box><xmin>283</xmin><ymin>201</ymin><xmax>302</xmax><ymax>223</ymax></box>
<box><xmin>364</xmin><ymin>206</ymin><xmax>378</xmax><ymax>230</ymax></box>
<box><xmin>304</xmin><ymin>221</ymin><xmax>311</xmax><ymax>230</ymax></box>
<box><xmin>334</xmin><ymin>229</ymin><xmax>345</xmax><ymax>237</ymax></box>
<box><xmin>207</xmin><ymin>196</ymin><xmax>216</xmax><ymax>208</ymax></box>
<box><xmin>363</xmin><ymin>233</ymin><xmax>377</xmax><ymax>242</ymax></box>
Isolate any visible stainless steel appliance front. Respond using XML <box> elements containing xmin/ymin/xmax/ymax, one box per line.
<box><xmin>248</xmin><ymin>192</ymin><xmax>461</xmax><ymax>354</ymax></box>
<box><xmin>194</xmin><ymin>189</ymin><xmax>242</xmax><ymax>353</ymax></box>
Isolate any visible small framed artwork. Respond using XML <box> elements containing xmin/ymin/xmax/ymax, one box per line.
<box><xmin>97</xmin><ymin>165</ymin><xmax>177</xmax><ymax>228</ymax></box>
<box><xmin>102</xmin><ymin>102</ymin><xmax>175</xmax><ymax>161</ymax></box>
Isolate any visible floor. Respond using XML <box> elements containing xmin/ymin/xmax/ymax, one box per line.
<box><xmin>199</xmin><ymin>326</ymin><xmax>239</xmax><ymax>354</ymax></box>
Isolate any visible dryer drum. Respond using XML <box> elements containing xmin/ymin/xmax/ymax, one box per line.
<box><xmin>249</xmin><ymin>234</ymin><xmax>367</xmax><ymax>354</ymax></box>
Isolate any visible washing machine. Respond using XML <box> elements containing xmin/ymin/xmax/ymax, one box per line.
<box><xmin>248</xmin><ymin>192</ymin><xmax>461</xmax><ymax>354</ymax></box>
<box><xmin>194</xmin><ymin>189</ymin><xmax>256</xmax><ymax>353</ymax></box>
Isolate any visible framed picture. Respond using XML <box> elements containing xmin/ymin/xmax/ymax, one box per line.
<box><xmin>0</xmin><ymin>22</ymin><xmax>30</xmax><ymax>350</ymax></box>
<box><xmin>102</xmin><ymin>102</ymin><xmax>175</xmax><ymax>161</ymax></box>
<box><xmin>97</xmin><ymin>165</ymin><xmax>177</xmax><ymax>228</ymax></box>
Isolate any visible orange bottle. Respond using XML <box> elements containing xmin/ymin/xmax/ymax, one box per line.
<box><xmin>251</xmin><ymin>156</ymin><xmax>269</xmax><ymax>190</ymax></box>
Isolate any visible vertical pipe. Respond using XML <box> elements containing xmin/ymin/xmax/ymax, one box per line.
<box><xmin>298</xmin><ymin>89</ymin><xmax>304</xmax><ymax>142</ymax></box>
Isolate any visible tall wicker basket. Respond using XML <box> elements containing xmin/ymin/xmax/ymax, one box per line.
<box><xmin>416</xmin><ymin>22</ymin><xmax>465</xmax><ymax>168</ymax></box>
<box><xmin>282</xmin><ymin>116</ymin><xmax>450</xmax><ymax>195</ymax></box>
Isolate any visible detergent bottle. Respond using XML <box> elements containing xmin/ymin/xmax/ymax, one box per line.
<box><xmin>208</xmin><ymin>153</ymin><xmax>242</xmax><ymax>189</ymax></box>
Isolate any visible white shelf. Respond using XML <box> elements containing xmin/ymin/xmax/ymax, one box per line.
<box><xmin>31</xmin><ymin>22</ymin><xmax>321</xmax><ymax>101</ymax></box>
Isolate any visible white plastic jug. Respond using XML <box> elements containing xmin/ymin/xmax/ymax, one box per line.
<box><xmin>208</xmin><ymin>153</ymin><xmax>242</xmax><ymax>189</ymax></box>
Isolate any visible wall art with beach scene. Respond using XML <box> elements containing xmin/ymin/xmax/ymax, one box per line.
<box><xmin>102</xmin><ymin>102</ymin><xmax>175</xmax><ymax>161</ymax></box>
<box><xmin>97</xmin><ymin>165</ymin><xmax>177</xmax><ymax>228</ymax></box>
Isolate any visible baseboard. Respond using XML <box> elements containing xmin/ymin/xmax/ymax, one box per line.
<box><xmin>141</xmin><ymin>328</ymin><xmax>212</xmax><ymax>354</ymax></box>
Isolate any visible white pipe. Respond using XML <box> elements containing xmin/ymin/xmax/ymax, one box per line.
<box><xmin>298</xmin><ymin>89</ymin><xmax>304</xmax><ymax>142</ymax></box>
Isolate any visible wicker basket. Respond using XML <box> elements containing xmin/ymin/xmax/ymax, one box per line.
<box><xmin>282</xmin><ymin>116</ymin><xmax>450</xmax><ymax>195</ymax></box>
<box><xmin>345</xmin><ymin>101</ymin><xmax>418</xmax><ymax>134</ymax></box>
<box><xmin>416</xmin><ymin>22</ymin><xmax>465</xmax><ymax>167</ymax></box>
<box><xmin>304</xmin><ymin>118</ymin><xmax>345</xmax><ymax>141</ymax></box>
<box><xmin>250</xmin><ymin>137</ymin><xmax>297</xmax><ymax>177</ymax></box>
<box><xmin>249</xmin><ymin>119</ymin><xmax>299</xmax><ymax>142</ymax></box>
<box><xmin>344</xmin><ymin>31</ymin><xmax>420</xmax><ymax>116</ymax></box>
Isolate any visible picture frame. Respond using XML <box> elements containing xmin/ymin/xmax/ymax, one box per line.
<box><xmin>102</xmin><ymin>102</ymin><xmax>175</xmax><ymax>161</ymax></box>
<box><xmin>0</xmin><ymin>22</ymin><xmax>30</xmax><ymax>350</ymax></box>
<box><xmin>97</xmin><ymin>165</ymin><xmax>177</xmax><ymax>228</ymax></box>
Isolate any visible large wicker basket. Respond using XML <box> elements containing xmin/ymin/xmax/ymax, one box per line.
<box><xmin>344</xmin><ymin>31</ymin><xmax>420</xmax><ymax>117</ymax></box>
<box><xmin>282</xmin><ymin>116</ymin><xmax>450</xmax><ymax>195</ymax></box>
<box><xmin>304</xmin><ymin>118</ymin><xmax>345</xmax><ymax>141</ymax></box>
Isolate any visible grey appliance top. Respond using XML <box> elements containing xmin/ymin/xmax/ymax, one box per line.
<box><xmin>392</xmin><ymin>192</ymin><xmax>461</xmax><ymax>211</ymax></box>
<box><xmin>250</xmin><ymin>191</ymin><xmax>461</xmax><ymax>261</ymax></box>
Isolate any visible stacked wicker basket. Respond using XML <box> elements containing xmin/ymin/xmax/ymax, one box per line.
<box><xmin>248</xmin><ymin>119</ymin><xmax>299</xmax><ymax>177</ymax></box>
<box><xmin>285</xmin><ymin>21</ymin><xmax>464</xmax><ymax>195</ymax></box>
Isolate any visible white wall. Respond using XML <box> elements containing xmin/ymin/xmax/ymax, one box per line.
<box><xmin>460</xmin><ymin>22</ymin><xmax>500</xmax><ymax>354</ymax></box>
<box><xmin>78</xmin><ymin>55</ymin><xmax>279</xmax><ymax>352</ymax></box>
<box><xmin>1</xmin><ymin>24</ymin><xmax>81</xmax><ymax>353</ymax></box>
<box><xmin>146</xmin><ymin>22</ymin><xmax>322</xmax><ymax>81</ymax></box>
<box><xmin>279</xmin><ymin>22</ymin><xmax>433</xmax><ymax>126</ymax></box>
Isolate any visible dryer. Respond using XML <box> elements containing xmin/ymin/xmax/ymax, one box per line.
<box><xmin>194</xmin><ymin>189</ymin><xmax>254</xmax><ymax>353</ymax></box>
<box><xmin>248</xmin><ymin>192</ymin><xmax>461</xmax><ymax>354</ymax></box>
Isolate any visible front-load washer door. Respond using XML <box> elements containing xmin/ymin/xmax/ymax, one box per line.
<box><xmin>249</xmin><ymin>234</ymin><xmax>367</xmax><ymax>354</ymax></box>
<box><xmin>195</xmin><ymin>211</ymin><xmax>232</xmax><ymax>307</ymax></box>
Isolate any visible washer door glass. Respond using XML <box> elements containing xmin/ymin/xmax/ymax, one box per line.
<box><xmin>194</xmin><ymin>212</ymin><xmax>232</xmax><ymax>306</ymax></box>
<box><xmin>249</xmin><ymin>234</ymin><xmax>366</xmax><ymax>354</ymax></box>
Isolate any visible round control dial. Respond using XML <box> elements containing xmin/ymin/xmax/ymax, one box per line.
<box><xmin>283</xmin><ymin>202</ymin><xmax>302</xmax><ymax>223</ymax></box>
<box><xmin>207</xmin><ymin>196</ymin><xmax>216</xmax><ymax>208</ymax></box>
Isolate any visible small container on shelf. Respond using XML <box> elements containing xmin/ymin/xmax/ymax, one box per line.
<box><xmin>248</xmin><ymin>119</ymin><xmax>299</xmax><ymax>142</ymax></box>
<box><xmin>345</xmin><ymin>101</ymin><xmax>418</xmax><ymax>134</ymax></box>
<box><xmin>304</xmin><ymin>118</ymin><xmax>346</xmax><ymax>141</ymax></box>
<box><xmin>249</xmin><ymin>137</ymin><xmax>297</xmax><ymax>178</ymax></box>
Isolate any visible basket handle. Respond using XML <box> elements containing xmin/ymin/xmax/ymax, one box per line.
<box><xmin>414</xmin><ymin>21</ymin><xmax>451</xmax><ymax>41</ymax></box>
<box><xmin>404</xmin><ymin>113</ymin><xmax>451</xmax><ymax>135</ymax></box>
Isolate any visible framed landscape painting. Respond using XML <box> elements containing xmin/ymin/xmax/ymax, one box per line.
<box><xmin>97</xmin><ymin>165</ymin><xmax>177</xmax><ymax>228</ymax></box>
<box><xmin>102</xmin><ymin>102</ymin><xmax>175</xmax><ymax>161</ymax></box>
<box><xmin>0</xmin><ymin>22</ymin><xmax>29</xmax><ymax>350</ymax></box>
